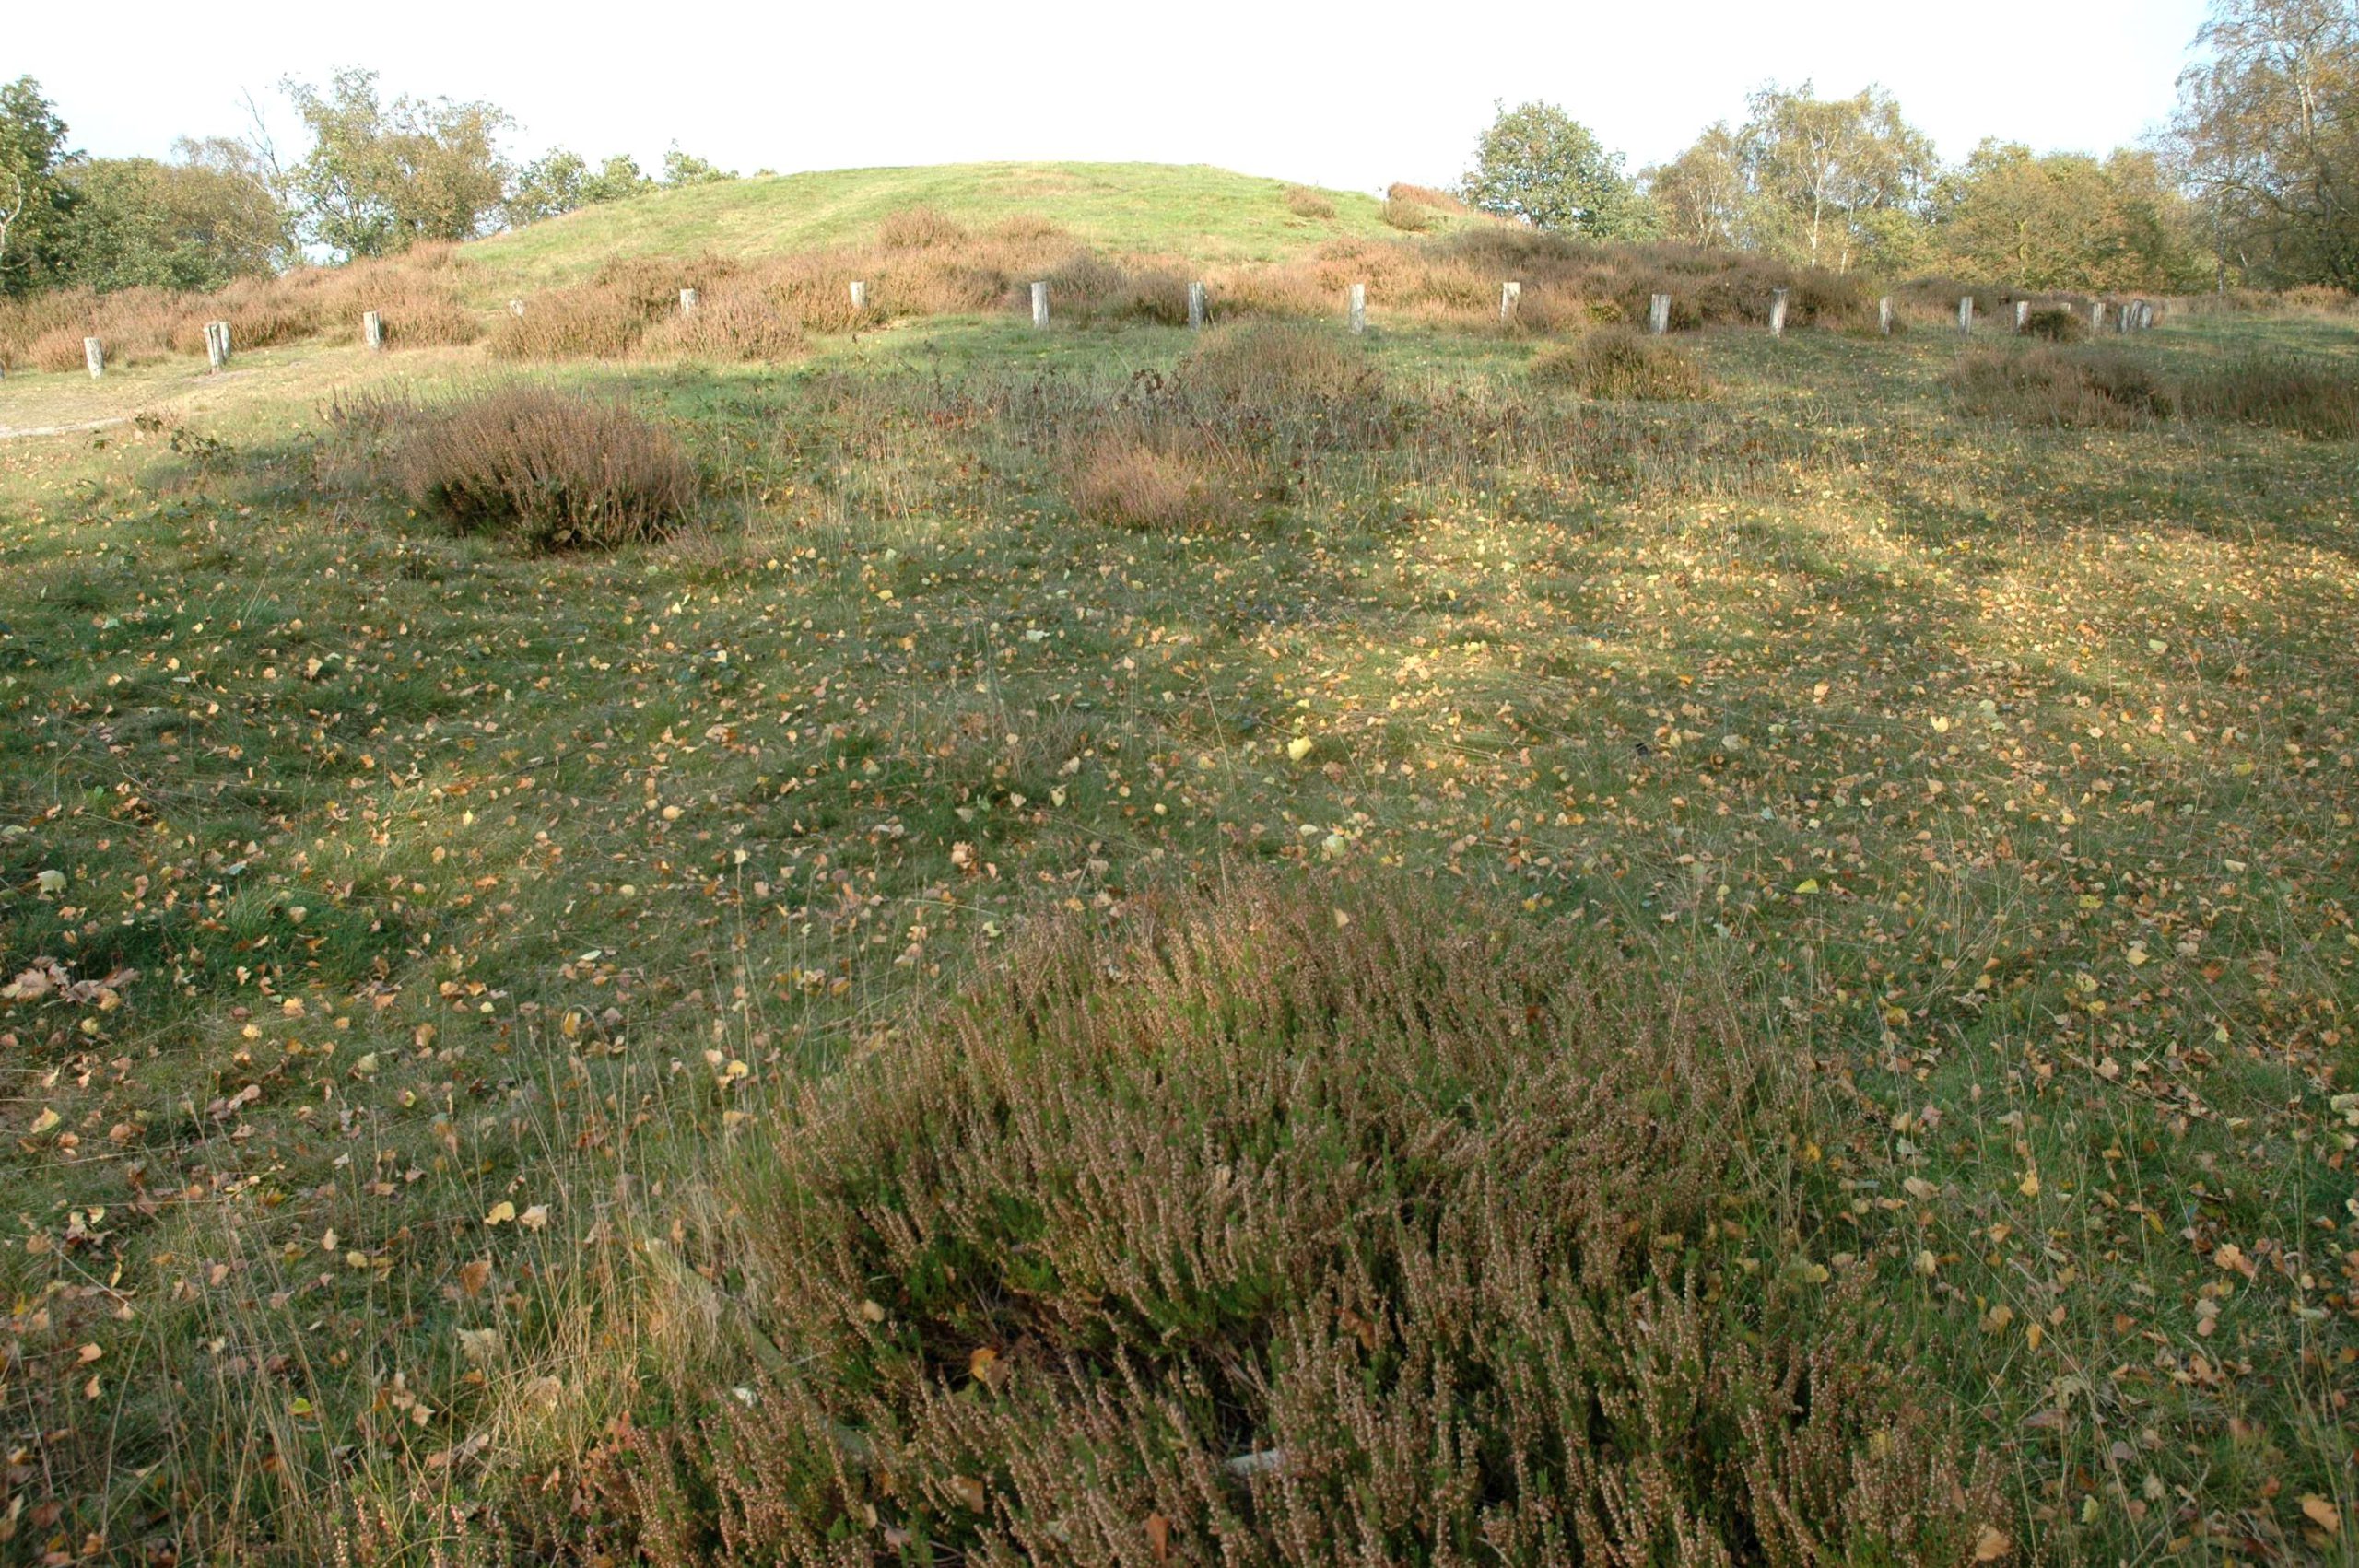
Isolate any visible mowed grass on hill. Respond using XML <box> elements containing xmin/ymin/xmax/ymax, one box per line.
<box><xmin>0</xmin><ymin>254</ymin><xmax>2355</xmax><ymax>1563</ymax></box>
<box><xmin>460</xmin><ymin>162</ymin><xmax>1420</xmax><ymax>296</ymax></box>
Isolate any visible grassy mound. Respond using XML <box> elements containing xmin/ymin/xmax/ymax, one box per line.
<box><xmin>577</xmin><ymin>877</ymin><xmax>2001</xmax><ymax>1564</ymax></box>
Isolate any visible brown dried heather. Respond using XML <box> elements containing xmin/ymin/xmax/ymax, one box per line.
<box><xmin>1178</xmin><ymin>319</ymin><xmax>1381</xmax><ymax>408</ymax></box>
<box><xmin>575</xmin><ymin>875</ymin><xmax>2002</xmax><ymax>1565</ymax></box>
<box><xmin>1061</xmin><ymin>428</ymin><xmax>1255</xmax><ymax>531</ymax></box>
<box><xmin>2179</xmin><ymin>352</ymin><xmax>2359</xmax><ymax>439</ymax></box>
<box><xmin>0</xmin><ymin>244</ymin><xmax>481</xmax><ymax>369</ymax></box>
<box><xmin>876</xmin><ymin>205</ymin><xmax>969</xmax><ymax>249</ymax></box>
<box><xmin>1948</xmin><ymin>344</ymin><xmax>2175</xmax><ymax>428</ymax></box>
<box><xmin>1532</xmin><ymin>326</ymin><xmax>1714</xmax><ymax>401</ymax></box>
<box><xmin>388</xmin><ymin>386</ymin><xmax>697</xmax><ymax>551</ymax></box>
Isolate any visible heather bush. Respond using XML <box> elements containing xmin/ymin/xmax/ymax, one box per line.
<box><xmin>1531</xmin><ymin>326</ymin><xmax>1713</xmax><ymax>401</ymax></box>
<box><xmin>1379</xmin><ymin>197</ymin><xmax>1432</xmax><ymax>232</ymax></box>
<box><xmin>1282</xmin><ymin>184</ymin><xmax>1336</xmax><ymax>220</ymax></box>
<box><xmin>390</xmin><ymin>387</ymin><xmax>697</xmax><ymax>550</ymax></box>
<box><xmin>1180</xmin><ymin>319</ymin><xmax>1380</xmax><ymax>408</ymax></box>
<box><xmin>1949</xmin><ymin>344</ymin><xmax>2174</xmax><ymax>427</ymax></box>
<box><xmin>2022</xmin><ymin>306</ymin><xmax>2088</xmax><ymax>342</ymax></box>
<box><xmin>2180</xmin><ymin>353</ymin><xmax>2359</xmax><ymax>439</ymax></box>
<box><xmin>1061</xmin><ymin>429</ymin><xmax>1255</xmax><ymax>530</ymax></box>
<box><xmin>567</xmin><ymin>876</ymin><xmax>2002</xmax><ymax>1565</ymax></box>
<box><xmin>876</xmin><ymin>205</ymin><xmax>968</xmax><ymax>249</ymax></box>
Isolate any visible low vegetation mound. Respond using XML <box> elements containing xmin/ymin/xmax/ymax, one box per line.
<box><xmin>2180</xmin><ymin>352</ymin><xmax>2359</xmax><ymax>439</ymax></box>
<box><xmin>1948</xmin><ymin>344</ymin><xmax>2176</xmax><ymax>427</ymax></box>
<box><xmin>2021</xmin><ymin>306</ymin><xmax>2087</xmax><ymax>342</ymax></box>
<box><xmin>1531</xmin><ymin>326</ymin><xmax>1713</xmax><ymax>401</ymax></box>
<box><xmin>0</xmin><ymin>243</ymin><xmax>476</xmax><ymax>369</ymax></box>
<box><xmin>1179</xmin><ymin>319</ymin><xmax>1380</xmax><ymax>407</ymax></box>
<box><xmin>588</xmin><ymin>877</ymin><xmax>2000</xmax><ymax>1563</ymax></box>
<box><xmin>386</xmin><ymin>386</ymin><xmax>697</xmax><ymax>550</ymax></box>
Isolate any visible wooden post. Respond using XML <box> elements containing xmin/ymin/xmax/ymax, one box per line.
<box><xmin>679</xmin><ymin>287</ymin><xmax>698</xmax><ymax>316</ymax></box>
<box><xmin>1499</xmin><ymin>280</ymin><xmax>1521</xmax><ymax>322</ymax></box>
<box><xmin>2090</xmin><ymin>300</ymin><xmax>2106</xmax><ymax>331</ymax></box>
<box><xmin>205</xmin><ymin>321</ymin><xmax>229</xmax><ymax>369</ymax></box>
<box><xmin>2014</xmin><ymin>299</ymin><xmax>2030</xmax><ymax>332</ymax></box>
<box><xmin>849</xmin><ymin>280</ymin><xmax>868</xmax><ymax>310</ymax></box>
<box><xmin>1029</xmin><ymin>280</ymin><xmax>1050</xmax><ymax>328</ymax></box>
<box><xmin>2138</xmin><ymin>300</ymin><xmax>2155</xmax><ymax>330</ymax></box>
<box><xmin>1878</xmin><ymin>296</ymin><xmax>1895</xmax><ymax>335</ymax></box>
<box><xmin>1768</xmin><ymin>288</ymin><xmax>1789</xmax><ymax>338</ymax></box>
<box><xmin>1958</xmin><ymin>296</ymin><xmax>1975</xmax><ymax>334</ymax></box>
<box><xmin>85</xmin><ymin>337</ymin><xmax>104</xmax><ymax>379</ymax></box>
<box><xmin>1187</xmin><ymin>280</ymin><xmax>1206</xmax><ymax>330</ymax></box>
<box><xmin>364</xmin><ymin>310</ymin><xmax>385</xmax><ymax>351</ymax></box>
<box><xmin>1348</xmin><ymin>283</ymin><xmax>1367</xmax><ymax>333</ymax></box>
<box><xmin>1649</xmin><ymin>293</ymin><xmax>1671</xmax><ymax>335</ymax></box>
<box><xmin>508</xmin><ymin>299</ymin><xmax>524</xmax><ymax>317</ymax></box>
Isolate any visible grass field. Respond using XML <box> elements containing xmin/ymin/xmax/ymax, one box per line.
<box><xmin>0</xmin><ymin>177</ymin><xmax>2355</xmax><ymax>1564</ymax></box>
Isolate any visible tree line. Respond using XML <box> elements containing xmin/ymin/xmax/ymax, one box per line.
<box><xmin>0</xmin><ymin>67</ymin><xmax>737</xmax><ymax>297</ymax></box>
<box><xmin>1463</xmin><ymin>0</ymin><xmax>2356</xmax><ymax>293</ymax></box>
<box><xmin>1</xmin><ymin>0</ymin><xmax>2352</xmax><ymax>301</ymax></box>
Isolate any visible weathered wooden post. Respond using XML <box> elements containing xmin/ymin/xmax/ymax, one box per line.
<box><xmin>205</xmin><ymin>321</ymin><xmax>230</xmax><ymax>369</ymax></box>
<box><xmin>1649</xmin><ymin>293</ymin><xmax>1671</xmax><ymax>335</ymax></box>
<box><xmin>1768</xmin><ymin>287</ymin><xmax>1789</xmax><ymax>338</ymax></box>
<box><xmin>363</xmin><ymin>310</ymin><xmax>385</xmax><ymax>352</ymax></box>
<box><xmin>508</xmin><ymin>299</ymin><xmax>524</xmax><ymax>317</ymax></box>
<box><xmin>1958</xmin><ymin>296</ymin><xmax>1975</xmax><ymax>334</ymax></box>
<box><xmin>2090</xmin><ymin>300</ymin><xmax>2106</xmax><ymax>331</ymax></box>
<box><xmin>679</xmin><ymin>287</ymin><xmax>698</xmax><ymax>316</ymax></box>
<box><xmin>2014</xmin><ymin>299</ymin><xmax>2031</xmax><ymax>332</ymax></box>
<box><xmin>1878</xmin><ymin>296</ymin><xmax>1895</xmax><ymax>335</ymax></box>
<box><xmin>85</xmin><ymin>337</ymin><xmax>104</xmax><ymax>379</ymax></box>
<box><xmin>2138</xmin><ymin>300</ymin><xmax>2155</xmax><ymax>331</ymax></box>
<box><xmin>1348</xmin><ymin>283</ymin><xmax>1367</xmax><ymax>333</ymax></box>
<box><xmin>1030</xmin><ymin>280</ymin><xmax>1050</xmax><ymax>328</ymax></box>
<box><xmin>1499</xmin><ymin>280</ymin><xmax>1521</xmax><ymax>322</ymax></box>
<box><xmin>1187</xmin><ymin>280</ymin><xmax>1206</xmax><ymax>330</ymax></box>
<box><xmin>849</xmin><ymin>280</ymin><xmax>868</xmax><ymax>310</ymax></box>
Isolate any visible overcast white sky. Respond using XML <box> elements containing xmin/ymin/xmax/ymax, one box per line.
<box><xmin>16</xmin><ymin>0</ymin><xmax>2211</xmax><ymax>189</ymax></box>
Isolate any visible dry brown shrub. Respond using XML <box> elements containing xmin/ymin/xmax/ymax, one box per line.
<box><xmin>386</xmin><ymin>386</ymin><xmax>697</xmax><ymax>550</ymax></box>
<box><xmin>1061</xmin><ymin>428</ymin><xmax>1254</xmax><ymax>530</ymax></box>
<box><xmin>1532</xmin><ymin>326</ymin><xmax>1713</xmax><ymax>401</ymax></box>
<box><xmin>1385</xmin><ymin>181</ymin><xmax>1470</xmax><ymax>215</ymax></box>
<box><xmin>567</xmin><ymin>874</ymin><xmax>2003</xmax><ymax>1565</ymax></box>
<box><xmin>1180</xmin><ymin>319</ymin><xmax>1380</xmax><ymax>407</ymax></box>
<box><xmin>487</xmin><ymin>287</ymin><xmax>645</xmax><ymax>360</ymax></box>
<box><xmin>2180</xmin><ymin>353</ymin><xmax>2359</xmax><ymax>439</ymax></box>
<box><xmin>1949</xmin><ymin>344</ymin><xmax>2174</xmax><ymax>427</ymax></box>
<box><xmin>1379</xmin><ymin>197</ymin><xmax>1432</xmax><ymax>232</ymax></box>
<box><xmin>1283</xmin><ymin>184</ymin><xmax>1336</xmax><ymax>220</ymax></box>
<box><xmin>876</xmin><ymin>205</ymin><xmax>968</xmax><ymax>249</ymax></box>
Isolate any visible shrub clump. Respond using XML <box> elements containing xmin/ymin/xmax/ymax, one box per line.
<box><xmin>2022</xmin><ymin>306</ymin><xmax>2087</xmax><ymax>343</ymax></box>
<box><xmin>1949</xmin><ymin>344</ymin><xmax>2174</xmax><ymax>427</ymax></box>
<box><xmin>1531</xmin><ymin>325</ymin><xmax>1713</xmax><ymax>401</ymax></box>
<box><xmin>1061</xmin><ymin>429</ymin><xmax>1253</xmax><ymax>531</ymax></box>
<box><xmin>876</xmin><ymin>205</ymin><xmax>968</xmax><ymax>249</ymax></box>
<box><xmin>1282</xmin><ymin>183</ymin><xmax>1336</xmax><ymax>220</ymax></box>
<box><xmin>581</xmin><ymin>876</ymin><xmax>2002</xmax><ymax>1564</ymax></box>
<box><xmin>2180</xmin><ymin>353</ymin><xmax>2359</xmax><ymax>439</ymax></box>
<box><xmin>392</xmin><ymin>387</ymin><xmax>697</xmax><ymax>551</ymax></box>
<box><xmin>1180</xmin><ymin>319</ymin><xmax>1380</xmax><ymax>408</ymax></box>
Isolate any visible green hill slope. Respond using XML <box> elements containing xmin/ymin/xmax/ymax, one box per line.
<box><xmin>458</xmin><ymin>162</ymin><xmax>1438</xmax><ymax>296</ymax></box>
